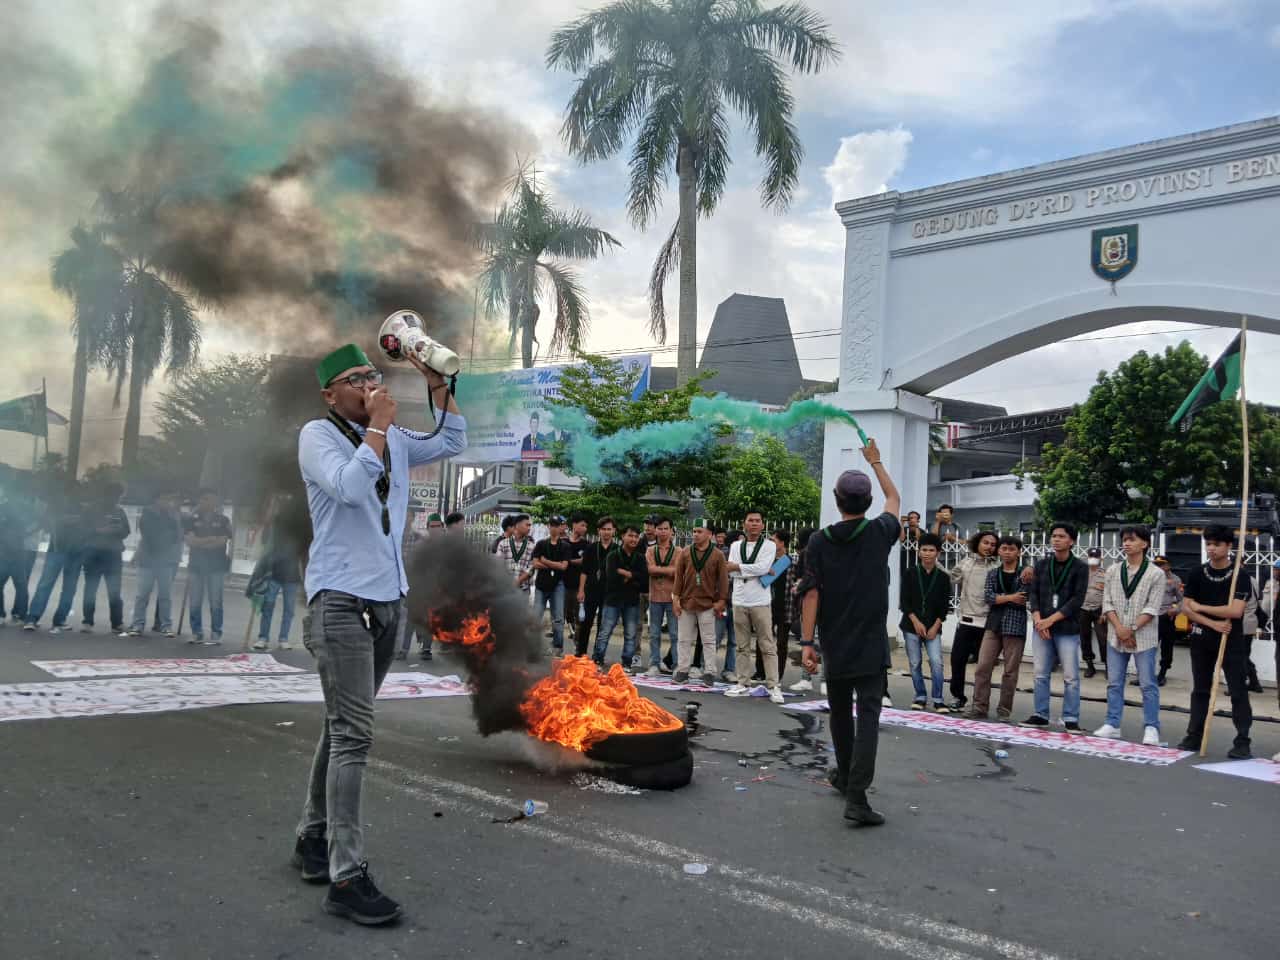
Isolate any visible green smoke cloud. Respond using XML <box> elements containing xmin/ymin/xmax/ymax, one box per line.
<box><xmin>547</xmin><ymin>394</ymin><xmax>865</xmax><ymax>484</ymax></box>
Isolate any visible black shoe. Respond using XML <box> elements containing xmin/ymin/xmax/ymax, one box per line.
<box><xmin>1227</xmin><ymin>742</ymin><xmax>1252</xmax><ymax>760</ymax></box>
<box><xmin>1157</xmin><ymin>670</ymin><xmax>1167</xmax><ymax>687</ymax></box>
<box><xmin>749</xmin><ymin>673</ymin><xmax>764</xmax><ymax>684</ymax></box>
<box><xmin>291</xmin><ymin>835</ymin><xmax>329</xmax><ymax>884</ymax></box>
<box><xmin>1064</xmin><ymin>721</ymin><xmax>1081</xmax><ymax>733</ymax></box>
<box><xmin>1021</xmin><ymin>715</ymin><xmax>1049</xmax><ymax>727</ymax></box>
<box><xmin>1129</xmin><ymin>677</ymin><xmax>1140</xmax><ymax>687</ymax></box>
<box><xmin>672</xmin><ymin>669</ymin><xmax>690</xmax><ymax>683</ymax></box>
<box><xmin>826</xmin><ymin>767</ymin><xmax>847</xmax><ymax>794</ymax></box>
<box><xmin>1176</xmin><ymin>735</ymin><xmax>1199</xmax><ymax>751</ymax></box>
<box><xmin>1083</xmin><ymin>662</ymin><xmax>1096</xmax><ymax>679</ymax></box>
<box><xmin>843</xmin><ymin>792</ymin><xmax>885</xmax><ymax>826</ymax></box>
<box><xmin>1247</xmin><ymin>681</ymin><xmax>1264</xmax><ymax>694</ymax></box>
<box><xmin>323</xmin><ymin>862</ymin><xmax>402</xmax><ymax>925</ymax></box>
<box><xmin>419</xmin><ymin>649</ymin><xmax>433</xmax><ymax>661</ymax></box>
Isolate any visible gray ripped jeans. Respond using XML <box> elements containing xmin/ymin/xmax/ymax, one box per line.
<box><xmin>296</xmin><ymin>590</ymin><xmax>399</xmax><ymax>882</ymax></box>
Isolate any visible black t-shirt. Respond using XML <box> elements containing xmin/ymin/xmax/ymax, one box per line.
<box><xmin>564</xmin><ymin>537</ymin><xmax>590</xmax><ymax>589</ymax></box>
<box><xmin>581</xmin><ymin>540</ymin><xmax>617</xmax><ymax>597</ymax></box>
<box><xmin>1183</xmin><ymin>563</ymin><xmax>1253</xmax><ymax>646</ymax></box>
<box><xmin>800</xmin><ymin>512</ymin><xmax>901</xmax><ymax>680</ymax></box>
<box><xmin>605</xmin><ymin>546</ymin><xmax>649</xmax><ymax>607</ymax></box>
<box><xmin>185</xmin><ymin>510</ymin><xmax>233</xmax><ymax>573</ymax></box>
<box><xmin>531</xmin><ymin>537</ymin><xmax>571</xmax><ymax>593</ymax></box>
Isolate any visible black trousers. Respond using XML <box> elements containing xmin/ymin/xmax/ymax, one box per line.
<box><xmin>827</xmin><ymin>672</ymin><xmax>886</xmax><ymax>798</ymax></box>
<box><xmin>1078</xmin><ymin>607</ymin><xmax>1107</xmax><ymax>664</ymax></box>
<box><xmin>1187</xmin><ymin>635</ymin><xmax>1252</xmax><ymax>746</ymax></box>
<box><xmin>574</xmin><ymin>594</ymin><xmax>603</xmax><ymax>657</ymax></box>
<box><xmin>1158</xmin><ymin>614</ymin><xmax>1179</xmax><ymax>673</ymax></box>
<box><xmin>950</xmin><ymin>623</ymin><xmax>986</xmax><ymax>702</ymax></box>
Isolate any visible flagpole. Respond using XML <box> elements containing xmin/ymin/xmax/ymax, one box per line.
<box><xmin>42</xmin><ymin>378</ymin><xmax>49</xmax><ymax>461</ymax></box>
<box><xmin>1199</xmin><ymin>315</ymin><xmax>1249</xmax><ymax>757</ymax></box>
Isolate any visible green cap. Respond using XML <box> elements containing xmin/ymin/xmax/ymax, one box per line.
<box><xmin>691</xmin><ymin>517</ymin><xmax>708</xmax><ymax>530</ymax></box>
<box><xmin>427</xmin><ymin>513</ymin><xmax>444</xmax><ymax>524</ymax></box>
<box><xmin>316</xmin><ymin>344</ymin><xmax>373</xmax><ymax>387</ymax></box>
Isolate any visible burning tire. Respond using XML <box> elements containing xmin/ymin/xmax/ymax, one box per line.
<box><xmin>594</xmin><ymin>750</ymin><xmax>694</xmax><ymax>791</ymax></box>
<box><xmin>584</xmin><ymin>726</ymin><xmax>689</xmax><ymax>766</ymax></box>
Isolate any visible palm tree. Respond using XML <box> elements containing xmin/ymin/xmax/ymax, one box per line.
<box><xmin>547</xmin><ymin>0</ymin><xmax>839</xmax><ymax>385</ymax></box>
<box><xmin>95</xmin><ymin>188</ymin><xmax>201</xmax><ymax>473</ymax></box>
<box><xmin>477</xmin><ymin>166</ymin><xmax>620</xmax><ymax>367</ymax></box>
<box><xmin>50</xmin><ymin>223</ymin><xmax>126</xmax><ymax>480</ymax></box>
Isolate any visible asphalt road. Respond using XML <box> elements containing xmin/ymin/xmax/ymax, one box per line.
<box><xmin>1</xmin><ymin>575</ymin><xmax>1277</xmax><ymax>960</ymax></box>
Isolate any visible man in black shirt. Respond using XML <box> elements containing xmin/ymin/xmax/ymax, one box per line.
<box><xmin>23</xmin><ymin>485</ymin><xmax>86</xmax><ymax>633</ymax></box>
<box><xmin>531</xmin><ymin>516</ymin><xmax>571</xmax><ymax>655</ymax></box>
<box><xmin>799</xmin><ymin>439</ymin><xmax>900</xmax><ymax>826</ymax></box>
<box><xmin>80</xmin><ymin>481</ymin><xmax>131</xmax><ymax>634</ymax></box>
<box><xmin>1178</xmin><ymin>524</ymin><xmax>1253</xmax><ymax>758</ymax></box>
<box><xmin>576</xmin><ymin>516</ymin><xmax>616</xmax><ymax>657</ymax></box>
<box><xmin>564</xmin><ymin>513</ymin><xmax>590</xmax><ymax>642</ymax></box>
<box><xmin>1023</xmin><ymin>522</ymin><xmax>1089</xmax><ymax>730</ymax></box>
<box><xmin>593</xmin><ymin>524</ymin><xmax>649</xmax><ymax>668</ymax></box>
<box><xmin>900</xmin><ymin>532</ymin><xmax>950</xmax><ymax>710</ymax></box>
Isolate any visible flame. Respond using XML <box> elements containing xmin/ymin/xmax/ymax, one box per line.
<box><xmin>520</xmin><ymin>656</ymin><xmax>683</xmax><ymax>752</ymax></box>
<box><xmin>429</xmin><ymin>611</ymin><xmax>496</xmax><ymax>666</ymax></box>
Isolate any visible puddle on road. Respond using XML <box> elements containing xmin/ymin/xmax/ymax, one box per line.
<box><xmin>685</xmin><ymin>708</ymin><xmax>834</xmax><ymax>780</ymax></box>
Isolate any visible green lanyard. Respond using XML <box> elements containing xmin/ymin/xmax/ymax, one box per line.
<box><xmin>654</xmin><ymin>543</ymin><xmax>675</xmax><ymax>568</ymax></box>
<box><xmin>508</xmin><ymin>536</ymin><xmax>529</xmax><ymax>564</ymax></box>
<box><xmin>740</xmin><ymin>537</ymin><xmax>765</xmax><ymax>565</ymax></box>
<box><xmin>690</xmin><ymin>544</ymin><xmax>714</xmax><ymax>586</ymax></box>
<box><xmin>1121</xmin><ymin>559</ymin><xmax>1149</xmax><ymax>599</ymax></box>
<box><xmin>821</xmin><ymin>518</ymin><xmax>870</xmax><ymax>543</ymax></box>
<box><xmin>1049</xmin><ymin>554</ymin><xmax>1074</xmax><ymax>594</ymax></box>
<box><xmin>915</xmin><ymin>564</ymin><xmax>940</xmax><ymax>613</ymax></box>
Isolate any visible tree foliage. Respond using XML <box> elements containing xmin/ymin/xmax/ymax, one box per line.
<box><xmin>704</xmin><ymin>435</ymin><xmax>819</xmax><ymax>522</ymax></box>
<box><xmin>477</xmin><ymin>166</ymin><xmax>620</xmax><ymax>367</ymax></box>
<box><xmin>520</xmin><ymin>353</ymin><xmax>729</xmax><ymax>516</ymax></box>
<box><xmin>547</xmin><ymin>0</ymin><xmax>839</xmax><ymax>382</ymax></box>
<box><xmin>1017</xmin><ymin>341</ymin><xmax>1280</xmax><ymax>526</ymax></box>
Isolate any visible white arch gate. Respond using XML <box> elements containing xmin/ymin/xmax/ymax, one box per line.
<box><xmin>823</xmin><ymin>116</ymin><xmax>1280</xmax><ymax>529</ymax></box>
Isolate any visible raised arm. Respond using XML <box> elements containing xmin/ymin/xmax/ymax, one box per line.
<box><xmin>862</xmin><ymin>439</ymin><xmax>900</xmax><ymax>518</ymax></box>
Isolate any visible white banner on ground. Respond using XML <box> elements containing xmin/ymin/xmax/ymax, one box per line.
<box><xmin>453</xmin><ymin>354</ymin><xmax>651</xmax><ymax>465</ymax></box>
<box><xmin>31</xmin><ymin>654</ymin><xmax>304</xmax><ymax>679</ymax></box>
<box><xmin>787</xmin><ymin>699</ymin><xmax>1193</xmax><ymax>766</ymax></box>
<box><xmin>630</xmin><ymin>676</ymin><xmax>800</xmax><ymax>696</ymax></box>
<box><xmin>0</xmin><ymin>672</ymin><xmax>469</xmax><ymax>723</ymax></box>
<box><xmin>1194</xmin><ymin>758</ymin><xmax>1280</xmax><ymax>785</ymax></box>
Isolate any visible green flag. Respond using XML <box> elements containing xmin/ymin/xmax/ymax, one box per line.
<box><xmin>0</xmin><ymin>391</ymin><xmax>47</xmax><ymax>437</ymax></box>
<box><xmin>1169</xmin><ymin>333</ymin><xmax>1242</xmax><ymax>429</ymax></box>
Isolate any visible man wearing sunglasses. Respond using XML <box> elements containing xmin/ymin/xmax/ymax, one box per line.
<box><xmin>291</xmin><ymin>342</ymin><xmax>466</xmax><ymax>926</ymax></box>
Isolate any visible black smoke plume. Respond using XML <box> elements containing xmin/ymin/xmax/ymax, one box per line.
<box><xmin>404</xmin><ymin>535</ymin><xmax>547</xmax><ymax>736</ymax></box>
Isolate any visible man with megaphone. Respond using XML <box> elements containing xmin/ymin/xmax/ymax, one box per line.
<box><xmin>290</xmin><ymin>314</ymin><xmax>466</xmax><ymax>926</ymax></box>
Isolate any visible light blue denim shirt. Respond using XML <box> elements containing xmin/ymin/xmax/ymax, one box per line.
<box><xmin>298</xmin><ymin>413</ymin><xmax>467</xmax><ymax>602</ymax></box>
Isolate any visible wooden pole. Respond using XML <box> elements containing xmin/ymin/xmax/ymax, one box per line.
<box><xmin>1199</xmin><ymin>316</ymin><xmax>1249</xmax><ymax>757</ymax></box>
<box><xmin>242</xmin><ymin>603</ymin><xmax>257</xmax><ymax>652</ymax></box>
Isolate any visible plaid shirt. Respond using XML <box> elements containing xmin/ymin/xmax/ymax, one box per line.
<box><xmin>983</xmin><ymin>565</ymin><xmax>1030</xmax><ymax>637</ymax></box>
<box><xmin>495</xmin><ymin>535</ymin><xmax>535</xmax><ymax>592</ymax></box>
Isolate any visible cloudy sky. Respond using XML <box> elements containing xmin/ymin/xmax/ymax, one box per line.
<box><xmin>5</xmin><ymin>0</ymin><xmax>1280</xmax><ymax>468</ymax></box>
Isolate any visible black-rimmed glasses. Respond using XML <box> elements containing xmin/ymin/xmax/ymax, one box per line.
<box><xmin>329</xmin><ymin>369</ymin><xmax>384</xmax><ymax>389</ymax></box>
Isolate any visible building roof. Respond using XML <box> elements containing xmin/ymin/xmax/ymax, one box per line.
<box><xmin>697</xmin><ymin>294</ymin><xmax>804</xmax><ymax>406</ymax></box>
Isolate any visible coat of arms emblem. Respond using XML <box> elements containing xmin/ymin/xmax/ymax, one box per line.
<box><xmin>1091</xmin><ymin>224</ymin><xmax>1138</xmax><ymax>283</ymax></box>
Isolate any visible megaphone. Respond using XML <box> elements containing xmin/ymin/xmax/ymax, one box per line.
<box><xmin>378</xmin><ymin>309</ymin><xmax>461</xmax><ymax>376</ymax></box>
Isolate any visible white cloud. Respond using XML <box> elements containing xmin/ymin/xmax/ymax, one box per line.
<box><xmin>822</xmin><ymin>128</ymin><xmax>913</xmax><ymax>204</ymax></box>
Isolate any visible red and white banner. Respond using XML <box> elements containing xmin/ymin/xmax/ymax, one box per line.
<box><xmin>31</xmin><ymin>653</ymin><xmax>304</xmax><ymax>679</ymax></box>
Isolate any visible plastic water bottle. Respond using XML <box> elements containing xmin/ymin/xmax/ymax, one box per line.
<box><xmin>522</xmin><ymin>799</ymin><xmax>548</xmax><ymax>817</ymax></box>
<box><xmin>578</xmin><ymin>602</ymin><xmax>587</xmax><ymax>621</ymax></box>
<box><xmin>994</xmin><ymin>749</ymin><xmax>1010</xmax><ymax>760</ymax></box>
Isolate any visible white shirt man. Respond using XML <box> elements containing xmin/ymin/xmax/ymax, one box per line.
<box><xmin>725</xmin><ymin>510</ymin><xmax>781</xmax><ymax>702</ymax></box>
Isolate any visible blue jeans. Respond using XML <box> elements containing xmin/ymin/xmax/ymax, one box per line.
<box><xmin>715</xmin><ymin>606</ymin><xmax>737</xmax><ymax>674</ymax></box>
<box><xmin>259</xmin><ymin>579</ymin><xmax>299</xmax><ymax>642</ymax></box>
<box><xmin>648</xmin><ymin>600</ymin><xmax>678</xmax><ymax>666</ymax></box>
<box><xmin>904</xmin><ymin>631</ymin><xmax>944</xmax><ymax>704</ymax></box>
<box><xmin>81</xmin><ymin>549</ymin><xmax>123</xmax><ymax>629</ymax></box>
<box><xmin>25</xmin><ymin>549</ymin><xmax>82</xmax><ymax>626</ymax></box>
<box><xmin>1032</xmin><ymin>630</ymin><xmax>1081</xmax><ymax>723</ymax></box>
<box><xmin>534</xmin><ymin>583</ymin><xmax>566</xmax><ymax>650</ymax></box>
<box><xmin>0</xmin><ymin>547</ymin><xmax>32</xmax><ymax>620</ymax></box>
<box><xmin>594</xmin><ymin>604</ymin><xmax>640</xmax><ymax>664</ymax></box>
<box><xmin>130</xmin><ymin>563</ymin><xmax>177</xmax><ymax>632</ymax></box>
<box><xmin>189</xmin><ymin>570</ymin><xmax>226</xmax><ymax>637</ymax></box>
<box><xmin>1105</xmin><ymin>644</ymin><xmax>1160</xmax><ymax>730</ymax></box>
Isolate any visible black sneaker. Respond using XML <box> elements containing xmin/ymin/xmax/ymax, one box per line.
<box><xmin>1227</xmin><ymin>742</ymin><xmax>1252</xmax><ymax>760</ymax></box>
<box><xmin>1021</xmin><ymin>715</ymin><xmax>1049</xmax><ymax>727</ymax></box>
<box><xmin>1064</xmin><ymin>721</ymin><xmax>1081</xmax><ymax>733</ymax></box>
<box><xmin>323</xmin><ymin>862</ymin><xmax>402</xmax><ymax>925</ymax></box>
<box><xmin>1176</xmin><ymin>735</ymin><xmax>1199</xmax><ymax>751</ymax></box>
<box><xmin>672</xmin><ymin>669</ymin><xmax>690</xmax><ymax>683</ymax></box>
<box><xmin>1157</xmin><ymin>670</ymin><xmax>1167</xmax><ymax>687</ymax></box>
<box><xmin>1083</xmin><ymin>662</ymin><xmax>1096</xmax><ymax>679</ymax></box>
<box><xmin>1247</xmin><ymin>680</ymin><xmax>1264</xmax><ymax>694</ymax></box>
<box><xmin>844</xmin><ymin>792</ymin><xmax>885</xmax><ymax>826</ymax></box>
<box><xmin>701</xmin><ymin>672</ymin><xmax>717</xmax><ymax>687</ymax></box>
<box><xmin>291</xmin><ymin>835</ymin><xmax>329</xmax><ymax>884</ymax></box>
